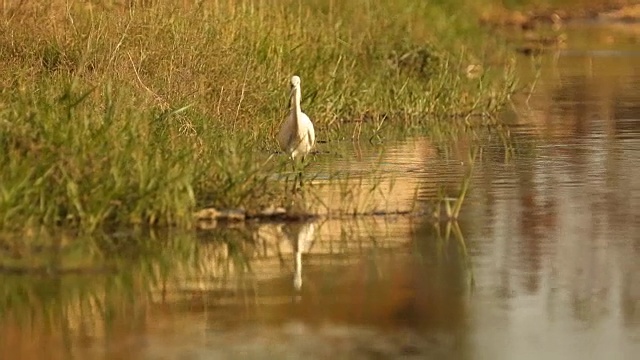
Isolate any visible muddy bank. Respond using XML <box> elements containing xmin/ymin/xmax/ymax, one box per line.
<box><xmin>480</xmin><ymin>3</ymin><xmax>640</xmax><ymax>55</ymax></box>
<box><xmin>480</xmin><ymin>3</ymin><xmax>640</xmax><ymax>30</ymax></box>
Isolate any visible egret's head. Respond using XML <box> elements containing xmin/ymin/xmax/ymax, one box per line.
<box><xmin>289</xmin><ymin>75</ymin><xmax>301</xmax><ymax>103</ymax></box>
<box><xmin>290</xmin><ymin>75</ymin><xmax>301</xmax><ymax>90</ymax></box>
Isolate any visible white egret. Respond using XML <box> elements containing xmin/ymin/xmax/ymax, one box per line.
<box><xmin>277</xmin><ymin>75</ymin><xmax>315</xmax><ymax>190</ymax></box>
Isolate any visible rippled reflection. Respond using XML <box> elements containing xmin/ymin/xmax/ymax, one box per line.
<box><xmin>2</xmin><ymin>22</ymin><xmax>640</xmax><ymax>359</ymax></box>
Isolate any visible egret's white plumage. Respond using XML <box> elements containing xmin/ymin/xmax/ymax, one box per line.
<box><xmin>277</xmin><ymin>75</ymin><xmax>315</xmax><ymax>162</ymax></box>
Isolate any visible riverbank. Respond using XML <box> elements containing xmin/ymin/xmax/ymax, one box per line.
<box><xmin>0</xmin><ymin>0</ymin><xmax>516</xmax><ymax>233</ymax></box>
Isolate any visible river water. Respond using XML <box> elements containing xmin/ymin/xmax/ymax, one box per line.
<box><xmin>1</xmin><ymin>22</ymin><xmax>640</xmax><ymax>359</ymax></box>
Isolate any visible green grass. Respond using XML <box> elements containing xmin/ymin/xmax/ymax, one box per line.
<box><xmin>0</xmin><ymin>0</ymin><xmax>518</xmax><ymax>232</ymax></box>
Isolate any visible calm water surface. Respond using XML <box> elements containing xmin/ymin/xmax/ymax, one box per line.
<box><xmin>1</xmin><ymin>23</ymin><xmax>640</xmax><ymax>359</ymax></box>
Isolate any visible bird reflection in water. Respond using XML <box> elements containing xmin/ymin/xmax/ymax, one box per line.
<box><xmin>281</xmin><ymin>221</ymin><xmax>316</xmax><ymax>291</ymax></box>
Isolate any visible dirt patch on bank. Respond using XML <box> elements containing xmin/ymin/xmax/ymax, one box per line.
<box><xmin>479</xmin><ymin>2</ymin><xmax>640</xmax><ymax>55</ymax></box>
<box><xmin>480</xmin><ymin>2</ymin><xmax>640</xmax><ymax>30</ymax></box>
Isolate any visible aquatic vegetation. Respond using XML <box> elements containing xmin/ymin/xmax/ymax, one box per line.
<box><xmin>0</xmin><ymin>0</ymin><xmax>518</xmax><ymax>232</ymax></box>
<box><xmin>433</xmin><ymin>148</ymin><xmax>477</xmax><ymax>221</ymax></box>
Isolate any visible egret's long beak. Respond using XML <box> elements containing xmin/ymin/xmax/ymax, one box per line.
<box><xmin>287</xmin><ymin>86</ymin><xmax>295</xmax><ymax>108</ymax></box>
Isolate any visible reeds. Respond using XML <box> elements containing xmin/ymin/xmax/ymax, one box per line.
<box><xmin>0</xmin><ymin>0</ymin><xmax>517</xmax><ymax>232</ymax></box>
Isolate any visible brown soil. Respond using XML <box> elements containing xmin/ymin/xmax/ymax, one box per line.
<box><xmin>479</xmin><ymin>2</ymin><xmax>640</xmax><ymax>55</ymax></box>
<box><xmin>480</xmin><ymin>2</ymin><xmax>640</xmax><ymax>31</ymax></box>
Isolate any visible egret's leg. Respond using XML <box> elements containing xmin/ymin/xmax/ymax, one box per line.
<box><xmin>290</xmin><ymin>159</ymin><xmax>300</xmax><ymax>193</ymax></box>
<box><xmin>283</xmin><ymin>157</ymin><xmax>296</xmax><ymax>194</ymax></box>
<box><xmin>297</xmin><ymin>156</ymin><xmax>305</xmax><ymax>189</ymax></box>
<box><xmin>287</xmin><ymin>157</ymin><xmax>306</xmax><ymax>193</ymax></box>
<box><xmin>284</xmin><ymin>169</ymin><xmax>290</xmax><ymax>194</ymax></box>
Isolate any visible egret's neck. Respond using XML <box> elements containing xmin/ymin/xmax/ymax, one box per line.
<box><xmin>291</xmin><ymin>87</ymin><xmax>302</xmax><ymax>119</ymax></box>
<box><xmin>294</xmin><ymin>250</ymin><xmax>302</xmax><ymax>290</ymax></box>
